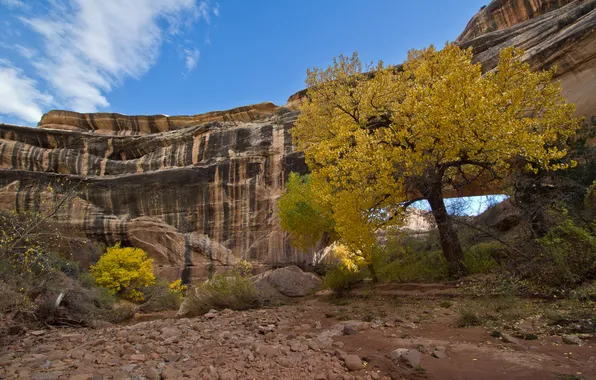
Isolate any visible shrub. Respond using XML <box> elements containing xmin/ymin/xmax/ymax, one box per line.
<box><xmin>457</xmin><ymin>309</ymin><xmax>483</xmax><ymax>327</ymax></box>
<box><xmin>90</xmin><ymin>243</ymin><xmax>155</xmax><ymax>301</ymax></box>
<box><xmin>324</xmin><ymin>265</ymin><xmax>366</xmax><ymax>293</ymax></box>
<box><xmin>377</xmin><ymin>249</ymin><xmax>449</xmax><ymax>283</ymax></box>
<box><xmin>182</xmin><ymin>269</ymin><xmax>258</xmax><ymax>317</ymax></box>
<box><xmin>464</xmin><ymin>242</ymin><xmax>501</xmax><ymax>274</ymax></box>
<box><xmin>535</xmin><ymin>216</ymin><xmax>596</xmax><ymax>288</ymax></box>
<box><xmin>139</xmin><ymin>279</ymin><xmax>185</xmax><ymax>313</ymax></box>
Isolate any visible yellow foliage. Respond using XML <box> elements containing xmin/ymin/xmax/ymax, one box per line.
<box><xmin>293</xmin><ymin>44</ymin><xmax>582</xmax><ymax>268</ymax></box>
<box><xmin>331</xmin><ymin>243</ymin><xmax>365</xmax><ymax>272</ymax></box>
<box><xmin>168</xmin><ymin>279</ymin><xmax>188</xmax><ymax>294</ymax></box>
<box><xmin>234</xmin><ymin>260</ymin><xmax>254</xmax><ymax>277</ymax></box>
<box><xmin>90</xmin><ymin>243</ymin><xmax>155</xmax><ymax>302</ymax></box>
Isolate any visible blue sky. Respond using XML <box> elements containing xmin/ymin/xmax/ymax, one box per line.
<box><xmin>0</xmin><ymin>0</ymin><xmax>487</xmax><ymax>126</ymax></box>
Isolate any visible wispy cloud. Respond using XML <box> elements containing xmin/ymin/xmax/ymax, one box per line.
<box><xmin>0</xmin><ymin>61</ymin><xmax>53</xmax><ymax>123</ymax></box>
<box><xmin>13</xmin><ymin>44</ymin><xmax>36</xmax><ymax>59</ymax></box>
<box><xmin>0</xmin><ymin>0</ymin><xmax>27</xmax><ymax>9</ymax></box>
<box><xmin>0</xmin><ymin>0</ymin><xmax>216</xmax><ymax>123</ymax></box>
<box><xmin>184</xmin><ymin>47</ymin><xmax>200</xmax><ymax>73</ymax></box>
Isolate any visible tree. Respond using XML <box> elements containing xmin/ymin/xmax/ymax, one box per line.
<box><xmin>292</xmin><ymin>44</ymin><xmax>581</xmax><ymax>277</ymax></box>
<box><xmin>277</xmin><ymin>173</ymin><xmax>335</xmax><ymax>251</ymax></box>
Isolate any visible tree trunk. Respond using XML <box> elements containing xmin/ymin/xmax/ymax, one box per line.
<box><xmin>426</xmin><ymin>186</ymin><xmax>468</xmax><ymax>278</ymax></box>
<box><xmin>368</xmin><ymin>263</ymin><xmax>379</xmax><ymax>284</ymax></box>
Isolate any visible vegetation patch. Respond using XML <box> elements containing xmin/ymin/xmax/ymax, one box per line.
<box><xmin>182</xmin><ymin>267</ymin><xmax>259</xmax><ymax>317</ymax></box>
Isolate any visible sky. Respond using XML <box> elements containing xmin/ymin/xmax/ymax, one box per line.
<box><xmin>0</xmin><ymin>0</ymin><xmax>488</xmax><ymax>126</ymax></box>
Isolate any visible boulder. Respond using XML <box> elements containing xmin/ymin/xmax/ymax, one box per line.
<box><xmin>251</xmin><ymin>266</ymin><xmax>322</xmax><ymax>301</ymax></box>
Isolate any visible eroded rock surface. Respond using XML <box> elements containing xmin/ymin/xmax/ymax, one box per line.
<box><xmin>0</xmin><ymin>106</ymin><xmax>308</xmax><ymax>279</ymax></box>
<box><xmin>457</xmin><ymin>0</ymin><xmax>576</xmax><ymax>42</ymax></box>
<box><xmin>459</xmin><ymin>0</ymin><xmax>596</xmax><ymax>117</ymax></box>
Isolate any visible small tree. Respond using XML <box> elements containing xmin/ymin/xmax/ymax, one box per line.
<box><xmin>293</xmin><ymin>44</ymin><xmax>581</xmax><ymax>277</ymax></box>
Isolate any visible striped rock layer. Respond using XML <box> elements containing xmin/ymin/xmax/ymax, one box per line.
<box><xmin>1</xmin><ymin>0</ymin><xmax>595</xmax><ymax>279</ymax></box>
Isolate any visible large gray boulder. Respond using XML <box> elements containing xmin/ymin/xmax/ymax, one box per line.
<box><xmin>251</xmin><ymin>265</ymin><xmax>322</xmax><ymax>301</ymax></box>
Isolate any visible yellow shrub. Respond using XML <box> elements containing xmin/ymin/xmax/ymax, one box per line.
<box><xmin>90</xmin><ymin>243</ymin><xmax>155</xmax><ymax>302</ymax></box>
<box><xmin>235</xmin><ymin>260</ymin><xmax>253</xmax><ymax>277</ymax></box>
<box><xmin>168</xmin><ymin>279</ymin><xmax>187</xmax><ymax>294</ymax></box>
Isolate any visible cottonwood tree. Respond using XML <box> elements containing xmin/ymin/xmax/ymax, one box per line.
<box><xmin>292</xmin><ymin>44</ymin><xmax>581</xmax><ymax>277</ymax></box>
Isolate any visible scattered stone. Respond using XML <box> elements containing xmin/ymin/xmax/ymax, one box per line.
<box><xmin>343</xmin><ymin>325</ymin><xmax>357</xmax><ymax>336</ymax></box>
<box><xmin>204</xmin><ymin>311</ymin><xmax>218</xmax><ymax>319</ymax></box>
<box><xmin>130</xmin><ymin>354</ymin><xmax>146</xmax><ymax>361</ymax></box>
<box><xmin>344</xmin><ymin>355</ymin><xmax>362</xmax><ymax>371</ymax></box>
<box><xmin>161</xmin><ymin>366</ymin><xmax>183</xmax><ymax>379</ymax></box>
<box><xmin>563</xmin><ymin>335</ymin><xmax>583</xmax><ymax>346</ymax></box>
<box><xmin>390</xmin><ymin>349</ymin><xmax>421</xmax><ymax>367</ymax></box>
<box><xmin>145</xmin><ymin>368</ymin><xmax>160</xmax><ymax>379</ymax></box>
<box><xmin>501</xmin><ymin>333</ymin><xmax>520</xmax><ymax>345</ymax></box>
<box><xmin>69</xmin><ymin>375</ymin><xmax>94</xmax><ymax>380</ymax></box>
<box><xmin>30</xmin><ymin>330</ymin><xmax>45</xmax><ymax>336</ymax></box>
<box><xmin>432</xmin><ymin>350</ymin><xmax>447</xmax><ymax>359</ymax></box>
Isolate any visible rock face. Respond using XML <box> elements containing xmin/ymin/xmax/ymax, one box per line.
<box><xmin>0</xmin><ymin>104</ymin><xmax>308</xmax><ymax>279</ymax></box>
<box><xmin>458</xmin><ymin>0</ymin><xmax>596</xmax><ymax>117</ymax></box>
<box><xmin>457</xmin><ymin>0</ymin><xmax>576</xmax><ymax>42</ymax></box>
<box><xmin>0</xmin><ymin>0</ymin><xmax>595</xmax><ymax>278</ymax></box>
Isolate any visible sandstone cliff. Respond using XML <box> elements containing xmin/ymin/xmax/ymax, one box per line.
<box><xmin>458</xmin><ymin>0</ymin><xmax>596</xmax><ymax>117</ymax></box>
<box><xmin>0</xmin><ymin>0</ymin><xmax>594</xmax><ymax>279</ymax></box>
<box><xmin>457</xmin><ymin>0</ymin><xmax>576</xmax><ymax>42</ymax></box>
<box><xmin>0</xmin><ymin>106</ymin><xmax>307</xmax><ymax>279</ymax></box>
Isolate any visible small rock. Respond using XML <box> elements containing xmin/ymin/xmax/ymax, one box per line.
<box><xmin>390</xmin><ymin>348</ymin><xmax>420</xmax><ymax>367</ymax></box>
<box><xmin>69</xmin><ymin>375</ymin><xmax>94</xmax><ymax>380</ymax></box>
<box><xmin>344</xmin><ymin>355</ymin><xmax>362</xmax><ymax>371</ymax></box>
<box><xmin>315</xmin><ymin>375</ymin><xmax>327</xmax><ymax>380</ymax></box>
<box><xmin>161</xmin><ymin>366</ymin><xmax>183</xmax><ymax>379</ymax></box>
<box><xmin>343</xmin><ymin>325</ymin><xmax>357</xmax><ymax>336</ymax></box>
<box><xmin>30</xmin><ymin>330</ymin><xmax>45</xmax><ymax>336</ymax></box>
<box><xmin>501</xmin><ymin>333</ymin><xmax>519</xmax><ymax>345</ymax></box>
<box><xmin>130</xmin><ymin>354</ymin><xmax>146</xmax><ymax>361</ymax></box>
<box><xmin>563</xmin><ymin>335</ymin><xmax>583</xmax><ymax>346</ymax></box>
<box><xmin>204</xmin><ymin>309</ymin><xmax>218</xmax><ymax>319</ymax></box>
<box><xmin>370</xmin><ymin>372</ymin><xmax>380</xmax><ymax>380</ymax></box>
<box><xmin>432</xmin><ymin>350</ymin><xmax>447</xmax><ymax>359</ymax></box>
<box><xmin>145</xmin><ymin>367</ymin><xmax>160</xmax><ymax>380</ymax></box>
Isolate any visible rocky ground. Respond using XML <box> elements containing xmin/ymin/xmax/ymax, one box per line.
<box><xmin>1</xmin><ymin>286</ymin><xmax>596</xmax><ymax>380</ymax></box>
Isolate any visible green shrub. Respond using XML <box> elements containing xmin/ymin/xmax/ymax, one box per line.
<box><xmin>464</xmin><ymin>242</ymin><xmax>501</xmax><ymax>274</ymax></box>
<box><xmin>457</xmin><ymin>309</ymin><xmax>483</xmax><ymax>327</ymax></box>
<box><xmin>377</xmin><ymin>249</ymin><xmax>449</xmax><ymax>283</ymax></box>
<box><xmin>535</xmin><ymin>217</ymin><xmax>596</xmax><ymax>288</ymax></box>
<box><xmin>324</xmin><ymin>265</ymin><xmax>366</xmax><ymax>293</ymax></box>
<box><xmin>139</xmin><ymin>279</ymin><xmax>184</xmax><ymax>313</ymax></box>
<box><xmin>182</xmin><ymin>269</ymin><xmax>258</xmax><ymax>317</ymax></box>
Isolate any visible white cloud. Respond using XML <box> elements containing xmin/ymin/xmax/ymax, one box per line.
<box><xmin>213</xmin><ymin>3</ymin><xmax>220</xmax><ymax>17</ymax></box>
<box><xmin>15</xmin><ymin>0</ymin><xmax>209</xmax><ymax>113</ymax></box>
<box><xmin>14</xmin><ymin>44</ymin><xmax>36</xmax><ymax>59</ymax></box>
<box><xmin>0</xmin><ymin>61</ymin><xmax>53</xmax><ymax>123</ymax></box>
<box><xmin>184</xmin><ymin>47</ymin><xmax>200</xmax><ymax>73</ymax></box>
